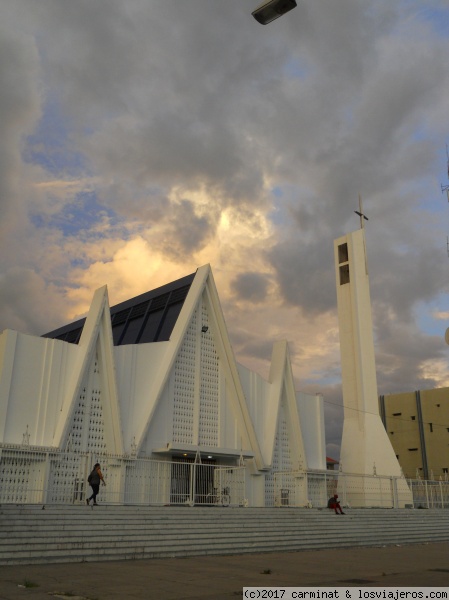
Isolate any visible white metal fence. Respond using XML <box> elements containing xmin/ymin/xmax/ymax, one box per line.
<box><xmin>272</xmin><ymin>470</ymin><xmax>449</xmax><ymax>509</ymax></box>
<box><xmin>408</xmin><ymin>478</ymin><xmax>449</xmax><ymax>509</ymax></box>
<box><xmin>2</xmin><ymin>445</ymin><xmax>448</xmax><ymax>509</ymax></box>
<box><xmin>0</xmin><ymin>446</ymin><xmax>246</xmax><ymax>507</ymax></box>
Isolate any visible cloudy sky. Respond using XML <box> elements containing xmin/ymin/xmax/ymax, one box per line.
<box><xmin>1</xmin><ymin>0</ymin><xmax>449</xmax><ymax>458</ymax></box>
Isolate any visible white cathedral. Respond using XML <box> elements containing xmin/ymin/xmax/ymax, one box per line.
<box><xmin>0</xmin><ymin>229</ymin><xmax>413</xmax><ymax>508</ymax></box>
<box><xmin>0</xmin><ymin>264</ymin><xmax>327</xmax><ymax>508</ymax></box>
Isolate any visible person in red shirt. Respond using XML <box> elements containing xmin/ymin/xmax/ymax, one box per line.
<box><xmin>328</xmin><ymin>493</ymin><xmax>345</xmax><ymax>514</ymax></box>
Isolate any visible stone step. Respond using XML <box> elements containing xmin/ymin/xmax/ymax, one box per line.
<box><xmin>2</xmin><ymin>524</ymin><xmax>446</xmax><ymax>541</ymax></box>
<box><xmin>1</xmin><ymin>526</ymin><xmax>447</xmax><ymax>552</ymax></box>
<box><xmin>1</xmin><ymin>520</ymin><xmax>445</xmax><ymax>541</ymax></box>
<box><xmin>1</xmin><ymin>516</ymin><xmax>446</xmax><ymax>534</ymax></box>
<box><xmin>1</xmin><ymin>506</ymin><xmax>448</xmax><ymax>565</ymax></box>
<box><xmin>1</xmin><ymin>530</ymin><xmax>447</xmax><ymax>556</ymax></box>
<box><xmin>2</xmin><ymin>531</ymin><xmax>448</xmax><ymax>566</ymax></box>
<box><xmin>2</xmin><ymin>508</ymin><xmax>448</xmax><ymax>527</ymax></box>
<box><xmin>1</xmin><ymin>506</ymin><xmax>446</xmax><ymax>518</ymax></box>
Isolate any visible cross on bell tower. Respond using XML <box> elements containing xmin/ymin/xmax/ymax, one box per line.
<box><xmin>354</xmin><ymin>194</ymin><xmax>368</xmax><ymax>229</ymax></box>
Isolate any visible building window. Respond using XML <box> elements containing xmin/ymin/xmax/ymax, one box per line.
<box><xmin>390</xmin><ymin>432</ymin><xmax>394</xmax><ymax>435</ymax></box>
<box><xmin>338</xmin><ymin>243</ymin><xmax>349</xmax><ymax>264</ymax></box>
<box><xmin>436</xmin><ymin>404</ymin><xmax>440</xmax><ymax>407</ymax></box>
<box><xmin>339</xmin><ymin>264</ymin><xmax>350</xmax><ymax>285</ymax></box>
<box><xmin>429</xmin><ymin>423</ymin><xmax>433</xmax><ymax>433</ymax></box>
<box><xmin>393</xmin><ymin>412</ymin><xmax>402</xmax><ymax>417</ymax></box>
<box><xmin>411</xmin><ymin>416</ymin><xmax>416</xmax><ymax>420</ymax></box>
<box><xmin>408</xmin><ymin>448</ymin><xmax>418</xmax><ymax>452</ymax></box>
<box><xmin>396</xmin><ymin>455</ymin><xmax>399</xmax><ymax>460</ymax></box>
<box><xmin>443</xmin><ymin>468</ymin><xmax>448</xmax><ymax>474</ymax></box>
<box><xmin>338</xmin><ymin>243</ymin><xmax>350</xmax><ymax>285</ymax></box>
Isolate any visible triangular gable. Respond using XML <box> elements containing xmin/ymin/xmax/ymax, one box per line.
<box><xmin>201</xmin><ymin>269</ymin><xmax>264</xmax><ymax>467</ymax></box>
<box><xmin>271</xmin><ymin>400</ymin><xmax>294</xmax><ymax>471</ymax></box>
<box><xmin>265</xmin><ymin>341</ymin><xmax>307</xmax><ymax>470</ymax></box>
<box><xmin>132</xmin><ymin>268</ymin><xmax>209</xmax><ymax>452</ymax></box>
<box><xmin>134</xmin><ymin>264</ymin><xmax>265</xmax><ymax>469</ymax></box>
<box><xmin>52</xmin><ymin>286</ymin><xmax>123</xmax><ymax>454</ymax></box>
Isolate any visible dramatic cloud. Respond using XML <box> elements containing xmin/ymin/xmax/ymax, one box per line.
<box><xmin>1</xmin><ymin>0</ymin><xmax>449</xmax><ymax>458</ymax></box>
<box><xmin>230</xmin><ymin>272</ymin><xmax>270</xmax><ymax>303</ymax></box>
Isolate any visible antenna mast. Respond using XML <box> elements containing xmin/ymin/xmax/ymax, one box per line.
<box><xmin>442</xmin><ymin>145</ymin><xmax>449</xmax><ymax>257</ymax></box>
<box><xmin>442</xmin><ymin>144</ymin><xmax>449</xmax><ymax>200</ymax></box>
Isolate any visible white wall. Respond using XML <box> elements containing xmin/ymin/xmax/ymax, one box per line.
<box><xmin>0</xmin><ymin>330</ymin><xmax>79</xmax><ymax>446</ymax></box>
<box><xmin>297</xmin><ymin>392</ymin><xmax>326</xmax><ymax>470</ymax></box>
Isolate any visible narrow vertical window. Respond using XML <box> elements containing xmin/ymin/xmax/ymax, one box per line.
<box><xmin>338</xmin><ymin>243</ymin><xmax>348</xmax><ymax>264</ymax></box>
<box><xmin>339</xmin><ymin>265</ymin><xmax>350</xmax><ymax>285</ymax></box>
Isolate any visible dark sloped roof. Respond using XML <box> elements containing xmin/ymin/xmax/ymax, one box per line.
<box><xmin>43</xmin><ymin>271</ymin><xmax>196</xmax><ymax>345</ymax></box>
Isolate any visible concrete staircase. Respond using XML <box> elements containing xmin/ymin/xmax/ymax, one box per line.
<box><xmin>1</xmin><ymin>505</ymin><xmax>448</xmax><ymax>565</ymax></box>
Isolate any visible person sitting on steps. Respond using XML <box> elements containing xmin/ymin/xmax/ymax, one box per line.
<box><xmin>328</xmin><ymin>493</ymin><xmax>345</xmax><ymax>514</ymax></box>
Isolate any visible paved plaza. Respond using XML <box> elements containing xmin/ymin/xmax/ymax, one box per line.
<box><xmin>0</xmin><ymin>543</ymin><xmax>448</xmax><ymax>600</ymax></box>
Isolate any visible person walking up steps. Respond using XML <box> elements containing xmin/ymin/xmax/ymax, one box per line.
<box><xmin>86</xmin><ymin>463</ymin><xmax>106</xmax><ymax>506</ymax></box>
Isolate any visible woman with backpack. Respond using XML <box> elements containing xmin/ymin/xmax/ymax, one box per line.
<box><xmin>86</xmin><ymin>463</ymin><xmax>106</xmax><ymax>506</ymax></box>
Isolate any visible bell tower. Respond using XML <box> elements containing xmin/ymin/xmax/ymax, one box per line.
<box><xmin>334</xmin><ymin>220</ymin><xmax>412</xmax><ymax>507</ymax></box>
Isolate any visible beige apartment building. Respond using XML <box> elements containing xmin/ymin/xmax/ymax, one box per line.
<box><xmin>379</xmin><ymin>387</ymin><xmax>449</xmax><ymax>479</ymax></box>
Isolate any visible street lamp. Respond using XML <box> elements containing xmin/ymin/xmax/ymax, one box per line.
<box><xmin>252</xmin><ymin>0</ymin><xmax>297</xmax><ymax>25</ymax></box>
